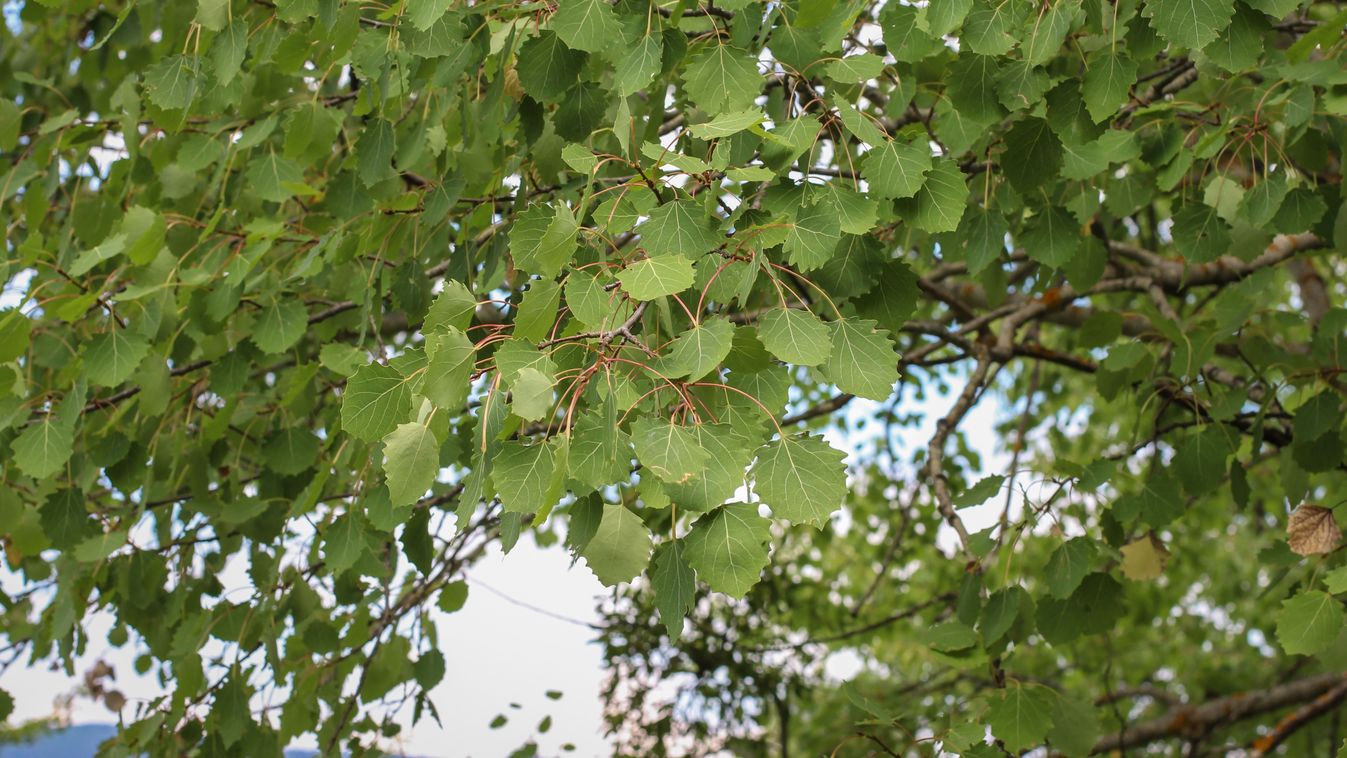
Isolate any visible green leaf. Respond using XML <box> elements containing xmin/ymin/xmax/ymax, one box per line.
<box><xmin>1145</xmin><ymin>0</ymin><xmax>1236</xmax><ymax>49</ymax></box>
<box><xmin>1171</xmin><ymin>203</ymin><xmax>1232</xmax><ymax>263</ymax></box>
<box><xmin>921</xmin><ymin>621</ymin><xmax>979</xmax><ymax>651</ymax></box>
<box><xmin>406</xmin><ymin>0</ymin><xmax>454</xmax><ymax>31</ymax></box>
<box><xmin>632</xmin><ymin>419</ymin><xmax>710</xmax><ymax>484</ymax></box>
<box><xmin>981</xmin><ymin>587</ymin><xmax>1025</xmax><ymax>644</ymax></box>
<box><xmin>758</xmin><ymin>308</ymin><xmax>831</xmax><ymax>367</ymax></box>
<box><xmin>912</xmin><ymin>158</ymin><xmax>969</xmax><ymax>233</ymax></box>
<box><xmin>84</xmin><ymin>330</ymin><xmax>150</xmax><ymax>387</ymax></box>
<box><xmin>688</xmin><ymin>109</ymin><xmax>765</xmax><ymax>139</ymax></box>
<box><xmin>684</xmin><ymin>505</ymin><xmax>772</xmax><ymax>598</ymax></box>
<box><xmin>73</xmin><ymin>530</ymin><xmax>128</xmax><ymax>563</ymax></box>
<box><xmin>251</xmin><ymin>298</ymin><xmax>308</xmax><ymax>354</ymax></box>
<box><xmin>12</xmin><ymin>416</ymin><xmax>74</xmax><ymax>479</ymax></box>
<box><xmin>954</xmin><ymin>474</ymin><xmax>1006</xmax><ymax>508</ymax></box>
<box><xmin>1082</xmin><ymin>51</ymin><xmax>1138</xmax><ymax>122</ymax></box>
<box><xmin>618</xmin><ymin>255</ymin><xmax>696</xmax><ymax>301</ymax></box>
<box><xmin>613</xmin><ymin>32</ymin><xmax>663</xmax><ymax>97</ymax></box>
<box><xmin>1022</xmin><ymin>206</ymin><xmax>1083</xmax><ymax>268</ymax></box>
<box><xmin>551</xmin><ymin>0</ymin><xmax>622</xmax><ymax>54</ymax></box>
<box><xmin>516</xmin><ymin>32</ymin><xmax>586</xmax><ymax>102</ymax></box>
<box><xmin>824</xmin><ymin>54</ymin><xmax>886</xmax><ymax>82</ymax></box>
<box><xmin>341</xmin><ymin>362</ymin><xmax>416</xmax><ymax>442</ymax></box>
<box><xmin>263</xmin><ymin>428</ymin><xmax>321</xmax><ymax>475</ymax></box>
<box><xmin>863</xmin><ymin>138</ymin><xmax>933</xmax><ymax>199</ymax></box>
<box><xmin>1001</xmin><ymin>117</ymin><xmax>1063</xmax><ymax>193</ymax></box>
<box><xmin>356</xmin><ymin>119</ymin><xmax>397</xmax><ymax>187</ymax></box>
<box><xmin>1044</xmin><ymin>537</ymin><xmax>1098</xmax><ymax>598</ymax></box>
<box><xmin>652</xmin><ymin>541</ymin><xmax>696</xmax><ymax>638</ymax></box>
<box><xmin>212</xmin><ymin>21</ymin><xmax>248</xmax><ymax>85</ymax></box>
<box><xmin>663</xmin><ymin>424</ymin><xmax>754</xmax><ymax>513</ymax></box>
<box><xmin>422</xmin><ymin>328</ymin><xmax>475</xmax><ymax>411</ymax></box>
<box><xmin>824</xmin><ymin>319</ymin><xmax>898</xmax><ymax>401</ymax></box>
<box><xmin>964</xmin><ymin>0</ymin><xmax>1025</xmax><ymax>55</ymax></box>
<box><xmin>570</xmin><ymin>408</ymin><xmax>633</xmax><ymax>490</ymax></box>
<box><xmin>1276</xmin><ymin>590</ymin><xmax>1345</xmax><ymax>656</ymax></box>
<box><xmin>1048</xmin><ymin>696</ymin><xmax>1102</xmax><ymax>758</ymax></box>
<box><xmin>144</xmin><ymin>55</ymin><xmax>202</xmax><ymax>110</ymax></box>
<box><xmin>1023</xmin><ymin>0</ymin><xmax>1076</xmax><ymax>65</ymax></box>
<box><xmin>661</xmin><ymin>317</ymin><xmax>734</xmax><ymax>381</ymax></box>
<box><xmin>1174</xmin><ymin>424</ymin><xmax>1236</xmax><ymax>495</ymax></box>
<box><xmin>510</xmin><ymin>367</ymin><xmax>554</xmax><ymax>422</ymax></box>
<box><xmin>492</xmin><ymin>440</ymin><xmax>559</xmax><ymax>514</ymax></box>
<box><xmin>511</xmin><ymin>203</ymin><xmax>579</xmax><ymax>278</ymax></box>
<box><xmin>324</xmin><ymin>511</ymin><xmax>373</xmax><ymax>575</ymax></box>
<box><xmin>382</xmin><ymin>422</ymin><xmax>440</xmax><ymax>507</ymax></box>
<box><xmin>682</xmin><ymin>44</ymin><xmax>761</xmax><ymax>114</ymax></box>
<box><xmin>639</xmin><ymin>199</ymin><xmax>722</xmax><ymax>258</ymax></box>
<box><xmin>987</xmin><ymin>683</ymin><xmax>1057</xmax><ymax>752</ymax></box>
<box><xmin>581</xmin><ymin>505</ymin><xmax>654</xmax><ymax>586</ymax></box>
<box><xmin>753</xmin><ymin>434</ymin><xmax>846</xmax><ymax>527</ymax></box>
<box><xmin>425</xmin><ymin>279</ymin><xmax>478</xmax><ymax>333</ymax></box>
<box><xmin>246</xmin><ymin>151</ymin><xmax>305</xmax><ymax>203</ymax></box>
<box><xmin>784</xmin><ymin>197</ymin><xmax>842</xmax><ymax>271</ymax></box>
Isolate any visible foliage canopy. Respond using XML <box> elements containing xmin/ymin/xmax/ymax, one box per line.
<box><xmin>1</xmin><ymin>0</ymin><xmax>1347</xmax><ymax>754</ymax></box>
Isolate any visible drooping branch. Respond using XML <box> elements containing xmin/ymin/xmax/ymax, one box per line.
<box><xmin>1091</xmin><ymin>672</ymin><xmax>1347</xmax><ymax>754</ymax></box>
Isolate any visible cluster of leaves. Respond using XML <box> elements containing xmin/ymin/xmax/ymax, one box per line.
<box><xmin>0</xmin><ymin>0</ymin><xmax>1345</xmax><ymax>754</ymax></box>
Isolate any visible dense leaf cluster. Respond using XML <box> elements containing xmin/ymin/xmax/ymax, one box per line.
<box><xmin>0</xmin><ymin>0</ymin><xmax>1345</xmax><ymax>754</ymax></box>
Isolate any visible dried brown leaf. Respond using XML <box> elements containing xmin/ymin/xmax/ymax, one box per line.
<box><xmin>1287</xmin><ymin>504</ymin><xmax>1341</xmax><ymax>556</ymax></box>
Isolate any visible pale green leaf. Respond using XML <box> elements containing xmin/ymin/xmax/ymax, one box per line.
<box><xmin>618</xmin><ymin>255</ymin><xmax>696</xmax><ymax>301</ymax></box>
<box><xmin>824</xmin><ymin>319</ymin><xmax>898</xmax><ymax>401</ymax></box>
<box><xmin>581</xmin><ymin>505</ymin><xmax>654</xmax><ymax>586</ymax></box>
<box><xmin>684</xmin><ymin>505</ymin><xmax>771</xmax><ymax>598</ymax></box>
<box><xmin>383</xmin><ymin>422</ymin><xmax>440</xmax><ymax>507</ymax></box>
<box><xmin>758</xmin><ymin>308</ymin><xmax>831</xmax><ymax>367</ymax></box>
<box><xmin>753</xmin><ymin>434</ymin><xmax>847</xmax><ymax>526</ymax></box>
